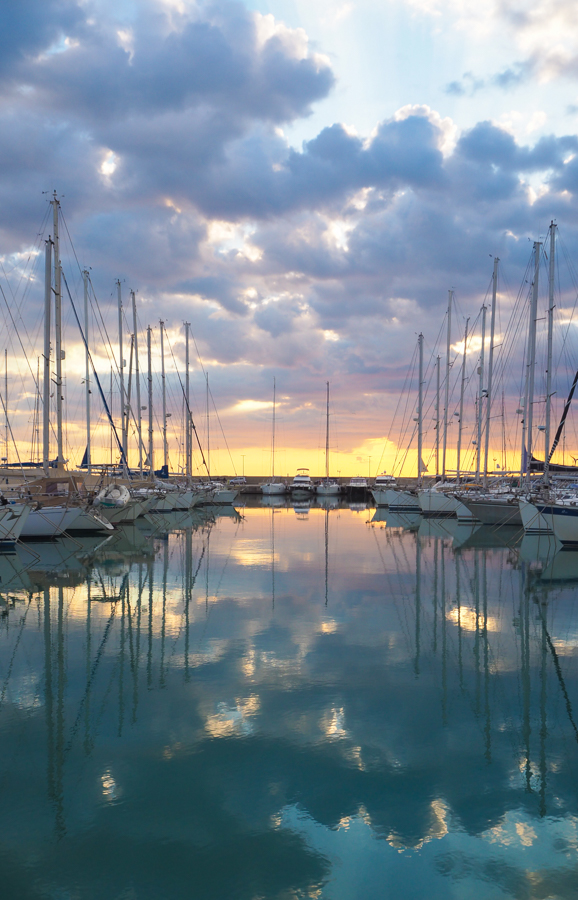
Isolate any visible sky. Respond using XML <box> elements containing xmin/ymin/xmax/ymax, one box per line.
<box><xmin>3</xmin><ymin>0</ymin><xmax>578</xmax><ymax>477</ymax></box>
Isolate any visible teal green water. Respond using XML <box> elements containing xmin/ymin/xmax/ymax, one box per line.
<box><xmin>1</xmin><ymin>504</ymin><xmax>578</xmax><ymax>899</ymax></box>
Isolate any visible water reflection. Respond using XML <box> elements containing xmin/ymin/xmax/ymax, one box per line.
<box><xmin>0</xmin><ymin>506</ymin><xmax>578</xmax><ymax>898</ymax></box>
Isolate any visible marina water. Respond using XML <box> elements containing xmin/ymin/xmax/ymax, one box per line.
<box><xmin>1</xmin><ymin>503</ymin><xmax>577</xmax><ymax>899</ymax></box>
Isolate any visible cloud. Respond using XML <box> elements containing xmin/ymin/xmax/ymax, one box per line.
<box><xmin>3</xmin><ymin>1</ymin><xmax>578</xmax><ymax>463</ymax></box>
<box><xmin>444</xmin><ymin>62</ymin><xmax>535</xmax><ymax>97</ymax></box>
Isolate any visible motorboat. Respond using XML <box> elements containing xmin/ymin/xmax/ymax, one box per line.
<box><xmin>290</xmin><ymin>468</ymin><xmax>314</xmax><ymax>497</ymax></box>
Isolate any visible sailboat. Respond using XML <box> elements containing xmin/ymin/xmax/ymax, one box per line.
<box><xmin>316</xmin><ymin>382</ymin><xmax>341</xmax><ymax>496</ymax></box>
<box><xmin>261</xmin><ymin>378</ymin><xmax>286</xmax><ymax>496</ymax></box>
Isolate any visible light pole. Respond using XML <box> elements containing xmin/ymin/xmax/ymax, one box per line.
<box><xmin>368</xmin><ymin>456</ymin><xmax>372</xmax><ymax>479</ymax></box>
<box><xmin>241</xmin><ymin>454</ymin><xmax>245</xmax><ymax>477</ymax></box>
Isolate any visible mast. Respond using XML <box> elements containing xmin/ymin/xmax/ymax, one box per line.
<box><xmin>43</xmin><ymin>237</ymin><xmax>52</xmax><ymax>474</ymax></box>
<box><xmin>206</xmin><ymin>372</ymin><xmax>210</xmax><ymax>477</ymax></box>
<box><xmin>544</xmin><ymin>223</ymin><xmax>556</xmax><ymax>486</ymax></box>
<box><xmin>109</xmin><ymin>368</ymin><xmax>113</xmax><ymax>466</ymax></box>
<box><xmin>117</xmin><ymin>280</ymin><xmax>127</xmax><ymax>469</ymax></box>
<box><xmin>83</xmin><ymin>270</ymin><xmax>91</xmax><ymax>474</ymax></box>
<box><xmin>52</xmin><ymin>193</ymin><xmax>64</xmax><ymax>466</ymax></box>
<box><xmin>435</xmin><ymin>355</ymin><xmax>440</xmax><ymax>478</ymax></box>
<box><xmin>417</xmin><ymin>332</ymin><xmax>424</xmax><ymax>487</ymax></box>
<box><xmin>456</xmin><ymin>317</ymin><xmax>469</xmax><ymax>484</ymax></box>
<box><xmin>325</xmin><ymin>381</ymin><xmax>330</xmax><ymax>482</ymax></box>
<box><xmin>476</xmin><ymin>305</ymin><xmax>486</xmax><ymax>481</ymax></box>
<box><xmin>185</xmin><ymin>322</ymin><xmax>190</xmax><ymax>478</ymax></box>
<box><xmin>271</xmin><ymin>377</ymin><xmax>276</xmax><ymax>481</ymax></box>
<box><xmin>522</xmin><ymin>242</ymin><xmax>541</xmax><ymax>482</ymax></box>
<box><xmin>442</xmin><ymin>290</ymin><xmax>453</xmax><ymax>480</ymax></box>
<box><xmin>147</xmin><ymin>326</ymin><xmax>153</xmax><ymax>477</ymax></box>
<box><xmin>4</xmin><ymin>349</ymin><xmax>7</xmax><ymax>465</ymax></box>
<box><xmin>160</xmin><ymin>321</ymin><xmax>168</xmax><ymax>470</ymax></box>
<box><xmin>483</xmin><ymin>258</ymin><xmax>499</xmax><ymax>487</ymax></box>
<box><xmin>131</xmin><ymin>291</ymin><xmax>143</xmax><ymax>476</ymax></box>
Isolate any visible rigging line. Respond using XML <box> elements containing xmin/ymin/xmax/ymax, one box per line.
<box><xmin>61</xmin><ymin>271</ymin><xmax>127</xmax><ymax>467</ymax></box>
<box><xmin>0</xmin><ymin>284</ymin><xmax>42</xmax><ymax>395</ymax></box>
<box><xmin>167</xmin><ymin>542</ymin><xmax>210</xmax><ymax>662</ymax></box>
<box><xmin>87</xmin><ymin>276</ymin><xmax>124</xmax><ymax>394</ymax></box>
<box><xmin>0</xmin><ymin>375</ymin><xmax>25</xmax><ymax>473</ymax></box>
<box><xmin>162</xmin><ymin>324</ymin><xmax>210</xmax><ymax>478</ymax></box>
<box><xmin>1</xmin><ymin>206</ymin><xmax>50</xmax><ymax>309</ymax></box>
<box><xmin>63</xmin><ymin>585</ymin><xmax>126</xmax><ymax>755</ymax></box>
<box><xmin>0</xmin><ymin>256</ymin><xmax>43</xmax><ymax>363</ymax></box>
<box><xmin>185</xmin><ymin>328</ymin><xmax>237</xmax><ymax>474</ymax></box>
<box><xmin>536</xmin><ymin>601</ymin><xmax>578</xmax><ymax>745</ymax></box>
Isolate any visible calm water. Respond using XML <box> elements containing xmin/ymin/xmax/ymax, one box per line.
<box><xmin>1</xmin><ymin>503</ymin><xmax>578</xmax><ymax>900</ymax></box>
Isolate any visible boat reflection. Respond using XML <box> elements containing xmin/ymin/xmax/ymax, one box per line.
<box><xmin>0</xmin><ymin>507</ymin><xmax>577</xmax><ymax>899</ymax></box>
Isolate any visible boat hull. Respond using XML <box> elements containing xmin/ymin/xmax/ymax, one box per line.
<box><xmin>519</xmin><ymin>498</ymin><xmax>554</xmax><ymax>535</ymax></box>
<box><xmin>261</xmin><ymin>483</ymin><xmax>286</xmax><ymax>496</ymax></box>
<box><xmin>460</xmin><ymin>497</ymin><xmax>522</xmax><ymax>527</ymax></box>
<box><xmin>383</xmin><ymin>489</ymin><xmax>421</xmax><ymax>514</ymax></box>
<box><xmin>534</xmin><ymin>503</ymin><xmax>578</xmax><ymax>546</ymax></box>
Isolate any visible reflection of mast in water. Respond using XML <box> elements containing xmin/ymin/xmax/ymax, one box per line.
<box><xmin>414</xmin><ymin>534</ymin><xmax>421</xmax><ymax>676</ymax></box>
<box><xmin>521</xmin><ymin>568</ymin><xmax>532</xmax><ymax>793</ymax></box>
<box><xmin>272</xmin><ymin>506</ymin><xmax>276</xmax><ymax>609</ymax></box>
<box><xmin>456</xmin><ymin>552</ymin><xmax>463</xmax><ymax>688</ymax></box>
<box><xmin>474</xmin><ymin>550</ymin><xmax>481</xmax><ymax>718</ymax></box>
<box><xmin>118</xmin><ymin>582</ymin><xmax>126</xmax><ymax>736</ymax></box>
<box><xmin>160</xmin><ymin>538</ymin><xmax>168</xmax><ymax>688</ymax></box>
<box><xmin>206</xmin><ymin>527</ymin><xmax>210</xmax><ymax>615</ymax></box>
<box><xmin>185</xmin><ymin>527</ymin><xmax>192</xmax><ymax>680</ymax></box>
<box><xmin>44</xmin><ymin>587</ymin><xmax>55</xmax><ymax>808</ymax></box>
<box><xmin>125</xmin><ymin>572</ymin><xmax>141</xmax><ymax>726</ymax></box>
<box><xmin>483</xmin><ymin>550</ymin><xmax>491</xmax><ymax>763</ymax></box>
<box><xmin>84</xmin><ymin>580</ymin><xmax>92</xmax><ymax>755</ymax></box>
<box><xmin>55</xmin><ymin>586</ymin><xmax>65</xmax><ymax>837</ymax></box>
<box><xmin>441</xmin><ymin>540</ymin><xmax>447</xmax><ymax>725</ymax></box>
<box><xmin>147</xmin><ymin>561</ymin><xmax>154</xmax><ymax>691</ymax></box>
<box><xmin>133</xmin><ymin>564</ymin><xmax>144</xmax><ymax>723</ymax></box>
<box><xmin>324</xmin><ymin>508</ymin><xmax>328</xmax><ymax>608</ymax></box>
<box><xmin>433</xmin><ymin>539</ymin><xmax>438</xmax><ymax>654</ymax></box>
<box><xmin>539</xmin><ymin>596</ymin><xmax>547</xmax><ymax>817</ymax></box>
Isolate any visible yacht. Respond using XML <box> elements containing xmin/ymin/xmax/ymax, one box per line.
<box><xmin>290</xmin><ymin>469</ymin><xmax>314</xmax><ymax>497</ymax></box>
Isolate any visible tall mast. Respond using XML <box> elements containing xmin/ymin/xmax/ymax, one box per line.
<box><xmin>442</xmin><ymin>290</ymin><xmax>453</xmax><ymax>480</ymax></box>
<box><xmin>4</xmin><ymin>349</ymin><xmax>7</xmax><ymax>465</ymax></box>
<box><xmin>117</xmin><ymin>280</ymin><xmax>127</xmax><ymax>469</ymax></box>
<box><xmin>483</xmin><ymin>258</ymin><xmax>499</xmax><ymax>487</ymax></box>
<box><xmin>206</xmin><ymin>373</ymin><xmax>210</xmax><ymax>477</ymax></box>
<box><xmin>52</xmin><ymin>193</ymin><xmax>64</xmax><ymax>466</ymax></box>
<box><xmin>131</xmin><ymin>290</ymin><xmax>143</xmax><ymax>476</ymax></box>
<box><xmin>435</xmin><ymin>355</ymin><xmax>440</xmax><ymax>478</ymax></box>
<box><xmin>271</xmin><ymin>377</ymin><xmax>276</xmax><ymax>481</ymax></box>
<box><xmin>417</xmin><ymin>333</ymin><xmax>424</xmax><ymax>487</ymax></box>
<box><xmin>522</xmin><ymin>242</ymin><xmax>541</xmax><ymax>482</ymax></box>
<box><xmin>160</xmin><ymin>320</ymin><xmax>168</xmax><ymax>470</ymax></box>
<box><xmin>325</xmin><ymin>381</ymin><xmax>330</xmax><ymax>481</ymax></box>
<box><xmin>456</xmin><ymin>317</ymin><xmax>469</xmax><ymax>484</ymax></box>
<box><xmin>185</xmin><ymin>322</ymin><xmax>190</xmax><ymax>478</ymax></box>
<box><xmin>43</xmin><ymin>237</ymin><xmax>52</xmax><ymax>474</ymax></box>
<box><xmin>544</xmin><ymin>223</ymin><xmax>556</xmax><ymax>486</ymax></box>
<box><xmin>147</xmin><ymin>326</ymin><xmax>153</xmax><ymax>477</ymax></box>
<box><xmin>83</xmin><ymin>270</ymin><xmax>91</xmax><ymax>474</ymax></box>
<box><xmin>476</xmin><ymin>306</ymin><xmax>486</xmax><ymax>481</ymax></box>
